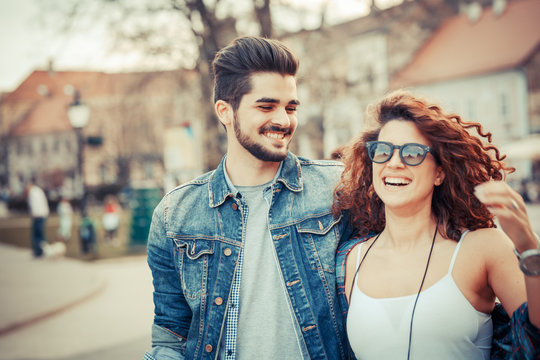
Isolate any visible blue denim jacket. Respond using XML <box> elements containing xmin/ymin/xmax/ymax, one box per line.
<box><xmin>144</xmin><ymin>153</ymin><xmax>351</xmax><ymax>360</ymax></box>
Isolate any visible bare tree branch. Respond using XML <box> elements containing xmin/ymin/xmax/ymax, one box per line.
<box><xmin>254</xmin><ymin>0</ymin><xmax>272</xmax><ymax>37</ymax></box>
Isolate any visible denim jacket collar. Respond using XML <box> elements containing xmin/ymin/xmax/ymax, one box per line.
<box><xmin>208</xmin><ymin>152</ymin><xmax>302</xmax><ymax>208</ymax></box>
<box><xmin>276</xmin><ymin>152</ymin><xmax>303</xmax><ymax>193</ymax></box>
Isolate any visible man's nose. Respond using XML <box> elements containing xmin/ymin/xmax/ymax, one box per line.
<box><xmin>272</xmin><ymin>107</ymin><xmax>291</xmax><ymax>127</ymax></box>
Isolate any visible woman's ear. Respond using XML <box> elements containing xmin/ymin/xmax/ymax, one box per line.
<box><xmin>215</xmin><ymin>100</ymin><xmax>233</xmax><ymax>127</ymax></box>
<box><xmin>434</xmin><ymin>167</ymin><xmax>445</xmax><ymax>186</ymax></box>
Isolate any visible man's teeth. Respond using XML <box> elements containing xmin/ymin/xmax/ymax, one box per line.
<box><xmin>265</xmin><ymin>132</ymin><xmax>285</xmax><ymax>139</ymax></box>
<box><xmin>384</xmin><ymin>177</ymin><xmax>411</xmax><ymax>186</ymax></box>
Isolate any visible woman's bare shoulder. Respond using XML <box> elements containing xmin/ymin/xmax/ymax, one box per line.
<box><xmin>461</xmin><ymin>228</ymin><xmax>514</xmax><ymax>258</ymax></box>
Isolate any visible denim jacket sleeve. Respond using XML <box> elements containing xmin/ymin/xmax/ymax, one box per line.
<box><xmin>144</xmin><ymin>198</ymin><xmax>190</xmax><ymax>359</ymax></box>
<box><xmin>491</xmin><ymin>302</ymin><xmax>540</xmax><ymax>359</ymax></box>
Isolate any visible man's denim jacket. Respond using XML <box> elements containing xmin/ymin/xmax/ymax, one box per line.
<box><xmin>144</xmin><ymin>153</ymin><xmax>351</xmax><ymax>359</ymax></box>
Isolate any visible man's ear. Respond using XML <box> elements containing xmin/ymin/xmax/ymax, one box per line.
<box><xmin>215</xmin><ymin>100</ymin><xmax>233</xmax><ymax>127</ymax></box>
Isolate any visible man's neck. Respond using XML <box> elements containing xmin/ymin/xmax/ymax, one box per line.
<box><xmin>225</xmin><ymin>153</ymin><xmax>282</xmax><ymax>186</ymax></box>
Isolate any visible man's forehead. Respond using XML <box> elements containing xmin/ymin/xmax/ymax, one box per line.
<box><xmin>244</xmin><ymin>73</ymin><xmax>298</xmax><ymax>103</ymax></box>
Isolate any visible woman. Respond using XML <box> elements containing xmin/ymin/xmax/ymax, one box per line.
<box><xmin>333</xmin><ymin>91</ymin><xmax>540</xmax><ymax>359</ymax></box>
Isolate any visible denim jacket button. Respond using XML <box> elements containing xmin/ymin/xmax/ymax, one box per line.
<box><xmin>205</xmin><ymin>344</ymin><xmax>213</xmax><ymax>353</ymax></box>
<box><xmin>231</xmin><ymin>203</ymin><xmax>238</xmax><ymax>210</ymax></box>
<box><xmin>224</xmin><ymin>248</ymin><xmax>232</xmax><ymax>256</ymax></box>
<box><xmin>215</xmin><ymin>297</ymin><xmax>223</xmax><ymax>305</ymax></box>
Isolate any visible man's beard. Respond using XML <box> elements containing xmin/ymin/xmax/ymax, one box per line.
<box><xmin>233</xmin><ymin>113</ymin><xmax>291</xmax><ymax>162</ymax></box>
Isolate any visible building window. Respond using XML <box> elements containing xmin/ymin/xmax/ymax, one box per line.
<box><xmin>500</xmin><ymin>93</ymin><xmax>512</xmax><ymax>132</ymax></box>
<box><xmin>467</xmin><ymin>98</ymin><xmax>476</xmax><ymax>121</ymax></box>
<box><xmin>100</xmin><ymin>164</ymin><xmax>106</xmax><ymax>183</ymax></box>
<box><xmin>144</xmin><ymin>161</ymin><xmax>153</xmax><ymax>180</ymax></box>
<box><xmin>500</xmin><ymin>93</ymin><xmax>509</xmax><ymax>117</ymax></box>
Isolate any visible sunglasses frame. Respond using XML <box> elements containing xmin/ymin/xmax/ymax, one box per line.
<box><xmin>365</xmin><ymin>141</ymin><xmax>432</xmax><ymax>166</ymax></box>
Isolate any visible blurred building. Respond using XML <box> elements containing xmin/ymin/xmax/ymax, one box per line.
<box><xmin>1</xmin><ymin>0</ymin><xmax>538</xmax><ymax>204</ymax></box>
<box><xmin>0</xmin><ymin>67</ymin><xmax>202</xmax><ymax>202</ymax></box>
<box><xmin>283</xmin><ymin>0</ymin><xmax>539</xmax><ymax>184</ymax></box>
<box><xmin>283</xmin><ymin>0</ymin><xmax>470</xmax><ymax>159</ymax></box>
<box><xmin>391</xmin><ymin>0</ymin><xmax>540</xmax><ymax>182</ymax></box>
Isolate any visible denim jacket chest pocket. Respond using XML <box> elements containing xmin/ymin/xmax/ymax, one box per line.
<box><xmin>295</xmin><ymin>213</ymin><xmax>342</xmax><ymax>273</ymax></box>
<box><xmin>170</xmin><ymin>235</ymin><xmax>215</xmax><ymax>300</ymax></box>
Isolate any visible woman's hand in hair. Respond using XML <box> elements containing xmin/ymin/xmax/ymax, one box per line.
<box><xmin>474</xmin><ymin>181</ymin><xmax>538</xmax><ymax>253</ymax></box>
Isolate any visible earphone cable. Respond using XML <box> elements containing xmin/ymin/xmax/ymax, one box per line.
<box><xmin>406</xmin><ymin>222</ymin><xmax>438</xmax><ymax>360</ymax></box>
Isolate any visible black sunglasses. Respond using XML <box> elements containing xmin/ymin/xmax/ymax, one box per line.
<box><xmin>365</xmin><ymin>141</ymin><xmax>433</xmax><ymax>166</ymax></box>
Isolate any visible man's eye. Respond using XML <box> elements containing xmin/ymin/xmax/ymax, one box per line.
<box><xmin>286</xmin><ymin>107</ymin><xmax>297</xmax><ymax>112</ymax></box>
<box><xmin>259</xmin><ymin>106</ymin><xmax>272</xmax><ymax>110</ymax></box>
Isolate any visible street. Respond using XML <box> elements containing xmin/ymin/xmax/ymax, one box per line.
<box><xmin>0</xmin><ymin>256</ymin><xmax>153</xmax><ymax>360</ymax></box>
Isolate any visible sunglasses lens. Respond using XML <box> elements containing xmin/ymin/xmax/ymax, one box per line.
<box><xmin>370</xmin><ymin>143</ymin><xmax>392</xmax><ymax>163</ymax></box>
<box><xmin>402</xmin><ymin>144</ymin><xmax>426</xmax><ymax>165</ymax></box>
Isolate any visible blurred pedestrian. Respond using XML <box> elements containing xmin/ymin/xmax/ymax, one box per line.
<box><xmin>0</xmin><ymin>184</ymin><xmax>9</xmax><ymax>218</ymax></box>
<box><xmin>80</xmin><ymin>211</ymin><xmax>97</xmax><ymax>256</ymax></box>
<box><xmin>56</xmin><ymin>196</ymin><xmax>73</xmax><ymax>243</ymax></box>
<box><xmin>25</xmin><ymin>179</ymin><xmax>49</xmax><ymax>258</ymax></box>
<box><xmin>102</xmin><ymin>195</ymin><xmax>121</xmax><ymax>243</ymax></box>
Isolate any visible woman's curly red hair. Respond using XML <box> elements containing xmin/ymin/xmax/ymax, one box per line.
<box><xmin>332</xmin><ymin>91</ymin><xmax>515</xmax><ymax>241</ymax></box>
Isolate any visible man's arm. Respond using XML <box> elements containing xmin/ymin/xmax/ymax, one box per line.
<box><xmin>144</xmin><ymin>200</ymin><xmax>192</xmax><ymax>359</ymax></box>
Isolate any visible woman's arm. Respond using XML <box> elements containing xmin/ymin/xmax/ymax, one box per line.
<box><xmin>475</xmin><ymin>181</ymin><xmax>540</xmax><ymax>328</ymax></box>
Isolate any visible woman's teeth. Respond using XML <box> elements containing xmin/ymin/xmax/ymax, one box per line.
<box><xmin>384</xmin><ymin>177</ymin><xmax>411</xmax><ymax>186</ymax></box>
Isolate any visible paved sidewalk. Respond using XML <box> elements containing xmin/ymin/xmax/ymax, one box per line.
<box><xmin>0</xmin><ymin>243</ymin><xmax>106</xmax><ymax>336</ymax></box>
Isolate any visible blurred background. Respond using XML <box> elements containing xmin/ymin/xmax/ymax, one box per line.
<box><xmin>0</xmin><ymin>0</ymin><xmax>539</xmax><ymax>359</ymax></box>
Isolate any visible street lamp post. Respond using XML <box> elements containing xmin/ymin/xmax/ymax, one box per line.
<box><xmin>67</xmin><ymin>90</ymin><xmax>90</xmax><ymax>215</ymax></box>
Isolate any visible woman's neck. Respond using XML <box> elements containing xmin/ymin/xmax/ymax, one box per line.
<box><xmin>381</xmin><ymin>209</ymin><xmax>439</xmax><ymax>251</ymax></box>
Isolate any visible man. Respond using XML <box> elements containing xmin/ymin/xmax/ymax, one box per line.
<box><xmin>26</xmin><ymin>180</ymin><xmax>50</xmax><ymax>258</ymax></box>
<box><xmin>145</xmin><ymin>36</ymin><xmax>351</xmax><ymax>360</ymax></box>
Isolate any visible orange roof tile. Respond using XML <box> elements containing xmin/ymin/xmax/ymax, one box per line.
<box><xmin>390</xmin><ymin>0</ymin><xmax>540</xmax><ymax>88</ymax></box>
<box><xmin>3</xmin><ymin>69</ymin><xmax>195</xmax><ymax>136</ymax></box>
<box><xmin>10</xmin><ymin>97</ymin><xmax>73</xmax><ymax>136</ymax></box>
<box><xmin>3</xmin><ymin>70</ymin><xmax>110</xmax><ymax>103</ymax></box>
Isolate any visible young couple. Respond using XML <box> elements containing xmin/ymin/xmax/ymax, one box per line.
<box><xmin>144</xmin><ymin>36</ymin><xmax>539</xmax><ymax>359</ymax></box>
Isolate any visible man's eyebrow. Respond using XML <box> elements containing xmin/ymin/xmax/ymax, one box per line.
<box><xmin>255</xmin><ymin>97</ymin><xmax>279</xmax><ymax>104</ymax></box>
<box><xmin>255</xmin><ymin>98</ymin><xmax>301</xmax><ymax>106</ymax></box>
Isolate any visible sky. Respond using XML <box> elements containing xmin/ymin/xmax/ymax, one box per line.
<box><xmin>0</xmin><ymin>0</ymin><xmax>145</xmax><ymax>92</ymax></box>
<box><xmin>0</xmin><ymin>0</ymin><xmax>398</xmax><ymax>92</ymax></box>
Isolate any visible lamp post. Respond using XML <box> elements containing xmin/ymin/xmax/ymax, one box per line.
<box><xmin>67</xmin><ymin>90</ymin><xmax>90</xmax><ymax>215</ymax></box>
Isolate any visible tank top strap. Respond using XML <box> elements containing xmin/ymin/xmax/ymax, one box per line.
<box><xmin>447</xmin><ymin>229</ymin><xmax>471</xmax><ymax>275</ymax></box>
<box><xmin>355</xmin><ymin>242</ymin><xmax>364</xmax><ymax>269</ymax></box>
<box><xmin>347</xmin><ymin>241</ymin><xmax>368</xmax><ymax>294</ymax></box>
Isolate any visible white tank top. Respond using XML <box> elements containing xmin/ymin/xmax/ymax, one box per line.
<box><xmin>347</xmin><ymin>231</ymin><xmax>493</xmax><ymax>359</ymax></box>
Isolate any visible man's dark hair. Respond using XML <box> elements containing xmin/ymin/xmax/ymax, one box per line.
<box><xmin>212</xmin><ymin>36</ymin><xmax>299</xmax><ymax>112</ymax></box>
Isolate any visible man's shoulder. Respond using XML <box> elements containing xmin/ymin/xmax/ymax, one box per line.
<box><xmin>296</xmin><ymin>155</ymin><xmax>344</xmax><ymax>169</ymax></box>
<box><xmin>153</xmin><ymin>170</ymin><xmax>216</xmax><ymax>218</ymax></box>
<box><xmin>294</xmin><ymin>155</ymin><xmax>344</xmax><ymax>182</ymax></box>
<box><xmin>166</xmin><ymin>169</ymin><xmax>214</xmax><ymax>196</ymax></box>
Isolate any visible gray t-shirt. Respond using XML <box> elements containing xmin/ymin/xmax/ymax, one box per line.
<box><xmin>230</xmin><ymin>182</ymin><xmax>303</xmax><ymax>359</ymax></box>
